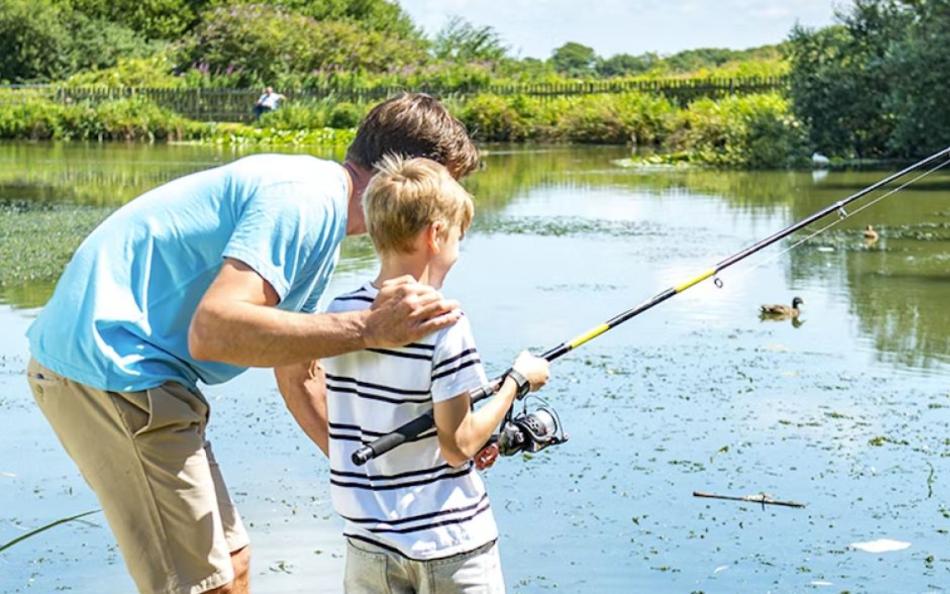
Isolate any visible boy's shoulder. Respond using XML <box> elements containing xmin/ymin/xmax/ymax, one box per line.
<box><xmin>326</xmin><ymin>282</ymin><xmax>478</xmax><ymax>353</ymax></box>
<box><xmin>326</xmin><ymin>283</ymin><xmax>376</xmax><ymax>313</ymax></box>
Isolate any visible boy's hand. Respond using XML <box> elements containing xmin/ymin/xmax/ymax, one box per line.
<box><xmin>364</xmin><ymin>276</ymin><xmax>461</xmax><ymax>348</ymax></box>
<box><xmin>474</xmin><ymin>443</ymin><xmax>499</xmax><ymax>470</ymax></box>
<box><xmin>512</xmin><ymin>351</ymin><xmax>550</xmax><ymax>392</ymax></box>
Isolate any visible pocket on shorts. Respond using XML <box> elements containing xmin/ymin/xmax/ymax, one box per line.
<box><xmin>344</xmin><ymin>538</ymin><xmax>390</xmax><ymax>593</ymax></box>
<box><xmin>26</xmin><ymin>359</ymin><xmax>66</xmax><ymax>401</ymax></box>
<box><xmin>111</xmin><ymin>383</ymin><xmax>209</xmax><ymax>440</ymax></box>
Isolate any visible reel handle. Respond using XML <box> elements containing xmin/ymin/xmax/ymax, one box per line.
<box><xmin>351</xmin><ymin>383</ymin><xmax>495</xmax><ymax>465</ymax></box>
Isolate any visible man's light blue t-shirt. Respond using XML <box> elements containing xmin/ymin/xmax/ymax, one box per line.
<box><xmin>27</xmin><ymin>154</ymin><xmax>350</xmax><ymax>392</ymax></box>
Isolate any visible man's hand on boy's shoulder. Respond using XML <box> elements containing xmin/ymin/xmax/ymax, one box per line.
<box><xmin>363</xmin><ymin>276</ymin><xmax>461</xmax><ymax>348</ymax></box>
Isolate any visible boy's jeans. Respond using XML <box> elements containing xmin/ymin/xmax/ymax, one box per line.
<box><xmin>344</xmin><ymin>537</ymin><xmax>505</xmax><ymax>594</ymax></box>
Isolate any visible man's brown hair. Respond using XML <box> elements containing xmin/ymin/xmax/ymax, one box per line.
<box><xmin>346</xmin><ymin>93</ymin><xmax>479</xmax><ymax>179</ymax></box>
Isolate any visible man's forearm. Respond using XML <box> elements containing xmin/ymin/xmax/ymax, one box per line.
<box><xmin>275</xmin><ymin>362</ymin><xmax>329</xmax><ymax>455</ymax></box>
<box><xmin>190</xmin><ymin>301</ymin><xmax>368</xmax><ymax>367</ymax></box>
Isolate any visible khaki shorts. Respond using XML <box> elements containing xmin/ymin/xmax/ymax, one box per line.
<box><xmin>344</xmin><ymin>537</ymin><xmax>505</xmax><ymax>594</ymax></box>
<box><xmin>27</xmin><ymin>358</ymin><xmax>249</xmax><ymax>594</ymax></box>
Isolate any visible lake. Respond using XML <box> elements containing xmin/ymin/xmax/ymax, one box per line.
<box><xmin>0</xmin><ymin>142</ymin><xmax>947</xmax><ymax>593</ymax></box>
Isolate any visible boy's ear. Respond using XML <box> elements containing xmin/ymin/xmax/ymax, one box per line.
<box><xmin>427</xmin><ymin>222</ymin><xmax>445</xmax><ymax>253</ymax></box>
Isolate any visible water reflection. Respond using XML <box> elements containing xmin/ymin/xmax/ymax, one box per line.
<box><xmin>0</xmin><ymin>142</ymin><xmax>947</xmax><ymax>369</ymax></box>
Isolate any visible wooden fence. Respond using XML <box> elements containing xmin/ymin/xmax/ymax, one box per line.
<box><xmin>0</xmin><ymin>76</ymin><xmax>789</xmax><ymax>123</ymax></box>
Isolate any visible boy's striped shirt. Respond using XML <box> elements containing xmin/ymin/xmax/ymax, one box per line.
<box><xmin>323</xmin><ymin>282</ymin><xmax>498</xmax><ymax>560</ymax></box>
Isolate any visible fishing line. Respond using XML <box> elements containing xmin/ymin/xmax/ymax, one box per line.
<box><xmin>352</xmin><ymin>145</ymin><xmax>950</xmax><ymax>466</ymax></box>
<box><xmin>724</xmin><ymin>157</ymin><xmax>950</xmax><ymax>287</ymax></box>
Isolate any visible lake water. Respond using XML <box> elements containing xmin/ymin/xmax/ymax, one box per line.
<box><xmin>0</xmin><ymin>142</ymin><xmax>947</xmax><ymax>593</ymax></box>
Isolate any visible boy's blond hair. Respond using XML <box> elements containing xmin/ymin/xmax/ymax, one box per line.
<box><xmin>363</xmin><ymin>155</ymin><xmax>474</xmax><ymax>254</ymax></box>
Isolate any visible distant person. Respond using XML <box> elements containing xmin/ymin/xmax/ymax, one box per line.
<box><xmin>25</xmin><ymin>93</ymin><xmax>479</xmax><ymax>594</ymax></box>
<box><xmin>322</xmin><ymin>156</ymin><xmax>550</xmax><ymax>593</ymax></box>
<box><xmin>253</xmin><ymin>86</ymin><xmax>285</xmax><ymax>118</ymax></box>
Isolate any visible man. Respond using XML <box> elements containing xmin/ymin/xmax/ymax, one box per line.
<box><xmin>253</xmin><ymin>86</ymin><xmax>285</xmax><ymax>118</ymax></box>
<box><xmin>25</xmin><ymin>93</ymin><xmax>480</xmax><ymax>594</ymax></box>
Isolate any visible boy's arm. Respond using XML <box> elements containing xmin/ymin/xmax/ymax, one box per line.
<box><xmin>434</xmin><ymin>352</ymin><xmax>549</xmax><ymax>468</ymax></box>
<box><xmin>275</xmin><ymin>359</ymin><xmax>329</xmax><ymax>456</ymax></box>
<box><xmin>434</xmin><ymin>377</ymin><xmax>519</xmax><ymax>467</ymax></box>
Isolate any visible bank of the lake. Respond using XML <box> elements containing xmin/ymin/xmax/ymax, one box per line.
<box><xmin>0</xmin><ymin>90</ymin><xmax>806</xmax><ymax>168</ymax></box>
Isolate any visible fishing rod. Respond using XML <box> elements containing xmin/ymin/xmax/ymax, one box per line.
<box><xmin>352</xmin><ymin>145</ymin><xmax>950</xmax><ymax>466</ymax></box>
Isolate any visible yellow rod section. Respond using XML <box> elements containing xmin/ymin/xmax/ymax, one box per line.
<box><xmin>673</xmin><ymin>268</ymin><xmax>716</xmax><ymax>293</ymax></box>
<box><xmin>567</xmin><ymin>323</ymin><xmax>610</xmax><ymax>349</ymax></box>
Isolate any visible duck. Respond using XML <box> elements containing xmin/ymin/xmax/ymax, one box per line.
<box><xmin>863</xmin><ymin>225</ymin><xmax>879</xmax><ymax>242</ymax></box>
<box><xmin>760</xmin><ymin>297</ymin><xmax>804</xmax><ymax>318</ymax></box>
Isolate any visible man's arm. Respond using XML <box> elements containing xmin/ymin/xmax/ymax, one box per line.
<box><xmin>275</xmin><ymin>360</ymin><xmax>328</xmax><ymax>456</ymax></box>
<box><xmin>188</xmin><ymin>258</ymin><xmax>460</xmax><ymax>367</ymax></box>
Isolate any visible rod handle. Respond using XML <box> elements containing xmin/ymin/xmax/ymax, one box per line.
<box><xmin>351</xmin><ymin>383</ymin><xmax>494</xmax><ymax>465</ymax></box>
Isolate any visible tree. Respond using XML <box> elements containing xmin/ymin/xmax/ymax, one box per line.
<box><xmin>596</xmin><ymin>53</ymin><xmax>658</xmax><ymax>77</ymax></box>
<box><xmin>550</xmin><ymin>42</ymin><xmax>597</xmax><ymax>76</ymax></box>
<box><xmin>433</xmin><ymin>16</ymin><xmax>509</xmax><ymax>64</ymax></box>
<box><xmin>209</xmin><ymin>0</ymin><xmax>421</xmax><ymax>38</ymax></box>
<box><xmin>785</xmin><ymin>0</ymin><xmax>948</xmax><ymax>158</ymax></box>
<box><xmin>177</xmin><ymin>4</ymin><xmax>427</xmax><ymax>87</ymax></box>
<box><xmin>0</xmin><ymin>0</ymin><xmax>73</xmax><ymax>82</ymax></box>
<box><xmin>0</xmin><ymin>0</ymin><xmax>153</xmax><ymax>83</ymax></box>
<box><xmin>68</xmin><ymin>0</ymin><xmax>210</xmax><ymax>40</ymax></box>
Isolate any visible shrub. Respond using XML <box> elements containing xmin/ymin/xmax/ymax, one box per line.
<box><xmin>557</xmin><ymin>93</ymin><xmax>677</xmax><ymax>145</ymax></box>
<box><xmin>0</xmin><ymin>95</ymin><xmax>186</xmax><ymax>141</ymax></box>
<box><xmin>328</xmin><ymin>102</ymin><xmax>363</xmax><ymax>129</ymax></box>
<box><xmin>459</xmin><ymin>94</ymin><xmax>533</xmax><ymax>142</ymax></box>
<box><xmin>680</xmin><ymin>93</ymin><xmax>806</xmax><ymax>168</ymax></box>
<box><xmin>258</xmin><ymin>102</ymin><xmax>329</xmax><ymax>130</ymax></box>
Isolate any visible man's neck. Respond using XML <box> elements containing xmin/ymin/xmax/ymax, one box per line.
<box><xmin>343</xmin><ymin>161</ymin><xmax>372</xmax><ymax>236</ymax></box>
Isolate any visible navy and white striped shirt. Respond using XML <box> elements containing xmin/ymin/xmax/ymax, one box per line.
<box><xmin>323</xmin><ymin>282</ymin><xmax>497</xmax><ymax>560</ymax></box>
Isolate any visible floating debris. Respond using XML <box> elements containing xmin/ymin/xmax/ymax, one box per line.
<box><xmin>693</xmin><ymin>491</ymin><xmax>806</xmax><ymax>508</ymax></box>
<box><xmin>850</xmin><ymin>539</ymin><xmax>911</xmax><ymax>553</ymax></box>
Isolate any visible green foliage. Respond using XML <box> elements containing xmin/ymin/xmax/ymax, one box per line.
<box><xmin>0</xmin><ymin>96</ymin><xmax>188</xmax><ymax>141</ymax></box>
<box><xmin>176</xmin><ymin>4</ymin><xmax>428</xmax><ymax>87</ymax></box>
<box><xmin>880</xmin><ymin>0</ymin><xmax>950</xmax><ymax>156</ymax></box>
<box><xmin>457</xmin><ymin>92</ymin><xmax>681</xmax><ymax>147</ymax></box>
<box><xmin>69</xmin><ymin>0</ymin><xmax>209</xmax><ymax>40</ymax></box>
<box><xmin>254</xmin><ymin>99</ymin><xmax>363</xmax><ymax>129</ymax></box>
<box><xmin>679</xmin><ymin>93</ymin><xmax>806</xmax><ymax>168</ymax></box>
<box><xmin>257</xmin><ymin>102</ymin><xmax>329</xmax><ymax>129</ymax></box>
<box><xmin>0</xmin><ymin>0</ymin><xmax>75</xmax><ymax>82</ymax></box>
<box><xmin>596</xmin><ymin>53</ymin><xmax>659</xmax><ymax>77</ymax></box>
<box><xmin>64</xmin><ymin>54</ymin><xmax>184</xmax><ymax>88</ymax></box>
<box><xmin>787</xmin><ymin>0</ymin><xmax>950</xmax><ymax>159</ymax></box>
<box><xmin>328</xmin><ymin>102</ymin><xmax>363</xmax><ymax>128</ymax></box>
<box><xmin>0</xmin><ymin>0</ymin><xmax>156</xmax><ymax>83</ymax></box>
<box><xmin>558</xmin><ymin>93</ymin><xmax>678</xmax><ymax>145</ymax></box>
<box><xmin>433</xmin><ymin>16</ymin><xmax>509</xmax><ymax>64</ymax></box>
<box><xmin>193</xmin><ymin>121</ymin><xmax>356</xmax><ymax>146</ymax></box>
<box><xmin>458</xmin><ymin>95</ymin><xmax>534</xmax><ymax>142</ymax></box>
<box><xmin>551</xmin><ymin>42</ymin><xmax>598</xmax><ymax>76</ymax></box>
<box><xmin>211</xmin><ymin>0</ymin><xmax>420</xmax><ymax>38</ymax></box>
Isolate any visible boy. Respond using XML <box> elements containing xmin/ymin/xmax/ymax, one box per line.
<box><xmin>321</xmin><ymin>156</ymin><xmax>550</xmax><ymax>593</ymax></box>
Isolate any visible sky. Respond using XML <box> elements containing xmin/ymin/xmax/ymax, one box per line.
<box><xmin>398</xmin><ymin>0</ymin><xmax>839</xmax><ymax>58</ymax></box>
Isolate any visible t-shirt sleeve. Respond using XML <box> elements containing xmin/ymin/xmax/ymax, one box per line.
<box><xmin>430</xmin><ymin>315</ymin><xmax>488</xmax><ymax>403</ymax></box>
<box><xmin>222</xmin><ymin>184</ymin><xmax>313</xmax><ymax>303</ymax></box>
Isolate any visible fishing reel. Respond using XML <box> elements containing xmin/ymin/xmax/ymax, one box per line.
<box><xmin>497</xmin><ymin>395</ymin><xmax>568</xmax><ymax>457</ymax></box>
